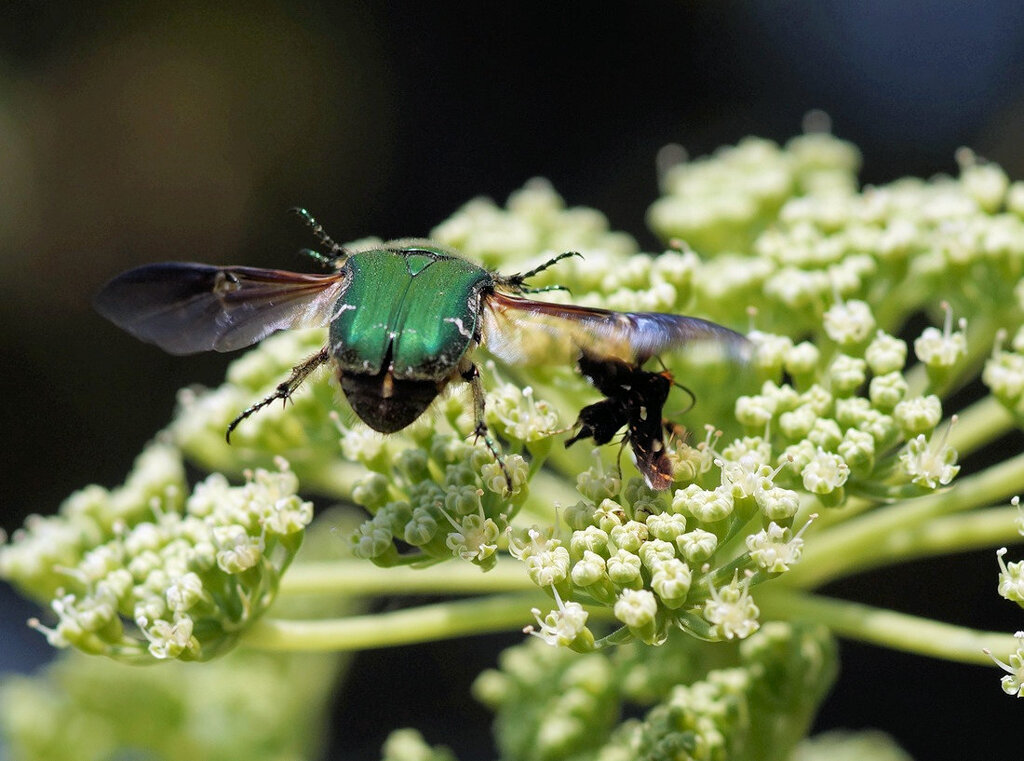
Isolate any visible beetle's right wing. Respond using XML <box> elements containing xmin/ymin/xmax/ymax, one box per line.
<box><xmin>480</xmin><ymin>291</ymin><xmax>750</xmax><ymax>367</ymax></box>
<box><xmin>94</xmin><ymin>263</ymin><xmax>346</xmax><ymax>355</ymax></box>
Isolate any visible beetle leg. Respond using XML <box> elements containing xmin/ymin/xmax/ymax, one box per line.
<box><xmin>460</xmin><ymin>362</ymin><xmax>513</xmax><ymax>490</ymax></box>
<box><xmin>511</xmin><ymin>250</ymin><xmax>582</xmax><ymax>281</ymax></box>
<box><xmin>297</xmin><ymin>247</ymin><xmax>339</xmax><ymax>269</ymax></box>
<box><xmin>290</xmin><ymin>207</ymin><xmax>350</xmax><ymax>266</ymax></box>
<box><xmin>226</xmin><ymin>346</ymin><xmax>331</xmax><ymax>442</ymax></box>
<box><xmin>517</xmin><ymin>282</ymin><xmax>573</xmax><ymax>295</ymax></box>
<box><xmin>495</xmin><ymin>250</ymin><xmax>583</xmax><ymax>292</ymax></box>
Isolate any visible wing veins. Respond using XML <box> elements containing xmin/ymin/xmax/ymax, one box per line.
<box><xmin>94</xmin><ymin>262</ymin><xmax>345</xmax><ymax>354</ymax></box>
<box><xmin>481</xmin><ymin>291</ymin><xmax>749</xmax><ymax>366</ymax></box>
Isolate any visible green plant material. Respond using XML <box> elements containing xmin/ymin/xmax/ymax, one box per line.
<box><xmin>380</xmin><ymin>729</ymin><xmax>458</xmax><ymax>761</ymax></box>
<box><xmin>1</xmin><ymin>444</ymin><xmax>313</xmax><ymax>661</ymax></box>
<box><xmin>0</xmin><ymin>509</ymin><xmax>359</xmax><ymax>761</ymax></box>
<box><xmin>3</xmin><ymin>130</ymin><xmax>1024</xmax><ymax>759</ymax></box>
<box><xmin>474</xmin><ymin>622</ymin><xmax>836</xmax><ymax>761</ymax></box>
<box><xmin>790</xmin><ymin>730</ymin><xmax>915</xmax><ymax>761</ymax></box>
<box><xmin>0</xmin><ymin>649</ymin><xmax>336</xmax><ymax>761</ymax></box>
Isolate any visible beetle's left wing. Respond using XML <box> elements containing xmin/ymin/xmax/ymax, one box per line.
<box><xmin>95</xmin><ymin>263</ymin><xmax>346</xmax><ymax>355</ymax></box>
<box><xmin>480</xmin><ymin>291</ymin><xmax>749</xmax><ymax>366</ymax></box>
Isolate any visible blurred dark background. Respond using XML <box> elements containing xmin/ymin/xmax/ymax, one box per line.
<box><xmin>2</xmin><ymin>1</ymin><xmax>1024</xmax><ymax>759</ymax></box>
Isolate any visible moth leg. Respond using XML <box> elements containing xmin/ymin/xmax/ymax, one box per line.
<box><xmin>461</xmin><ymin>361</ymin><xmax>512</xmax><ymax>489</ymax></box>
<box><xmin>663</xmin><ymin>418</ymin><xmax>690</xmax><ymax>444</ymax></box>
<box><xmin>652</xmin><ymin>356</ymin><xmax>697</xmax><ymax>415</ymax></box>
<box><xmin>614</xmin><ymin>436</ymin><xmax>628</xmax><ymax>483</ymax></box>
<box><xmin>226</xmin><ymin>346</ymin><xmax>331</xmax><ymax>443</ymax></box>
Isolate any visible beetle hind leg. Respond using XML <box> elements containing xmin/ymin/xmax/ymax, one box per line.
<box><xmin>461</xmin><ymin>362</ymin><xmax>513</xmax><ymax>491</ymax></box>
<box><xmin>226</xmin><ymin>346</ymin><xmax>331</xmax><ymax>443</ymax></box>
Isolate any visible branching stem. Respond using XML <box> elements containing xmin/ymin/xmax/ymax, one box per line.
<box><xmin>945</xmin><ymin>394</ymin><xmax>1016</xmax><ymax>457</ymax></box>
<box><xmin>787</xmin><ymin>451</ymin><xmax>1024</xmax><ymax>588</ymax></box>
<box><xmin>756</xmin><ymin>586</ymin><xmax>1018</xmax><ymax>665</ymax></box>
<box><xmin>280</xmin><ymin>558</ymin><xmax>534</xmax><ymax>596</ymax></box>
<box><xmin>245</xmin><ymin>592</ymin><xmax>548</xmax><ymax>652</ymax></box>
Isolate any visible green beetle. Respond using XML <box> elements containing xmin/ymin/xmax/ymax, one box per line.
<box><xmin>95</xmin><ymin>210</ymin><xmax>747</xmax><ymax>488</ymax></box>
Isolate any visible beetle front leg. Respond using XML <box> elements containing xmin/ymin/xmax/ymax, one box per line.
<box><xmin>290</xmin><ymin>207</ymin><xmax>351</xmax><ymax>267</ymax></box>
<box><xmin>496</xmin><ymin>250</ymin><xmax>583</xmax><ymax>293</ymax></box>
<box><xmin>460</xmin><ymin>361</ymin><xmax>512</xmax><ymax>489</ymax></box>
<box><xmin>226</xmin><ymin>346</ymin><xmax>331</xmax><ymax>442</ymax></box>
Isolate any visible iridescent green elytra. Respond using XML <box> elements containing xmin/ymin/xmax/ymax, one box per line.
<box><xmin>329</xmin><ymin>244</ymin><xmax>494</xmax><ymax>433</ymax></box>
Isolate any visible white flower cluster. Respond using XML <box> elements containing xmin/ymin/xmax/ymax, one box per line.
<box><xmin>1</xmin><ymin>445</ymin><xmax>312</xmax><ymax>662</ymax></box>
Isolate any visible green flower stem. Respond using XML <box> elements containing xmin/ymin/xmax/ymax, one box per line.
<box><xmin>519</xmin><ymin>470</ymin><xmax>586</xmax><ymax>521</ymax></box>
<box><xmin>301</xmin><ymin>461</ymin><xmax>368</xmax><ymax>500</ymax></box>
<box><xmin>243</xmin><ymin>592</ymin><xmax>547</xmax><ymax>652</ymax></box>
<box><xmin>280</xmin><ymin>558</ymin><xmax>536</xmax><ymax>596</ymax></box>
<box><xmin>755</xmin><ymin>586</ymin><xmax>1018</xmax><ymax>665</ymax></box>
<box><xmin>542</xmin><ymin>427</ymin><xmax>604</xmax><ymax>483</ymax></box>
<box><xmin>797</xmin><ymin>493</ymin><xmax>873</xmax><ymax>532</ymax></box>
<box><xmin>789</xmin><ymin>506</ymin><xmax>1019</xmax><ymax>583</ymax></box>
<box><xmin>945</xmin><ymin>394</ymin><xmax>1016</xmax><ymax>458</ymax></box>
<box><xmin>872</xmin><ymin>283</ymin><xmax>926</xmax><ymax>339</ymax></box>
<box><xmin>786</xmin><ymin>451</ymin><xmax>1024</xmax><ymax>588</ymax></box>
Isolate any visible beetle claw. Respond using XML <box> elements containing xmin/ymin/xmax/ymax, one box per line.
<box><xmin>470</xmin><ymin>421</ymin><xmax>513</xmax><ymax>493</ymax></box>
<box><xmin>224</xmin><ymin>347</ymin><xmax>330</xmax><ymax>443</ymax></box>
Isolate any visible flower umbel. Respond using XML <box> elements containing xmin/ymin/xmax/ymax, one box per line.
<box><xmin>5</xmin><ymin>447</ymin><xmax>312</xmax><ymax>662</ymax></box>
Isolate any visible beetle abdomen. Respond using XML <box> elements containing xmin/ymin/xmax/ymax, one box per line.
<box><xmin>339</xmin><ymin>367</ymin><xmax>442</xmax><ymax>433</ymax></box>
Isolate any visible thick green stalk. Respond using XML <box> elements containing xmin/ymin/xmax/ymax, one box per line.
<box><xmin>244</xmin><ymin>592</ymin><xmax>548</xmax><ymax>652</ymax></box>
<box><xmin>785</xmin><ymin>507</ymin><xmax>1019</xmax><ymax>584</ymax></box>
<box><xmin>519</xmin><ymin>469</ymin><xmax>586</xmax><ymax>521</ymax></box>
<box><xmin>756</xmin><ymin>586</ymin><xmax>1017</xmax><ymax>665</ymax></box>
<box><xmin>946</xmin><ymin>395</ymin><xmax>1016</xmax><ymax>457</ymax></box>
<box><xmin>280</xmin><ymin>558</ymin><xmax>534</xmax><ymax>596</ymax></box>
<box><xmin>787</xmin><ymin>452</ymin><xmax>1024</xmax><ymax>588</ymax></box>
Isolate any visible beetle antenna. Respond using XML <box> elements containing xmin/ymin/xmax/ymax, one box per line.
<box><xmin>498</xmin><ymin>250</ymin><xmax>582</xmax><ymax>292</ymax></box>
<box><xmin>290</xmin><ymin>207</ymin><xmax>351</xmax><ymax>261</ymax></box>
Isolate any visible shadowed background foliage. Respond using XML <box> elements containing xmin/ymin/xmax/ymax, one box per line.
<box><xmin>2</xmin><ymin>2</ymin><xmax>1024</xmax><ymax>759</ymax></box>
